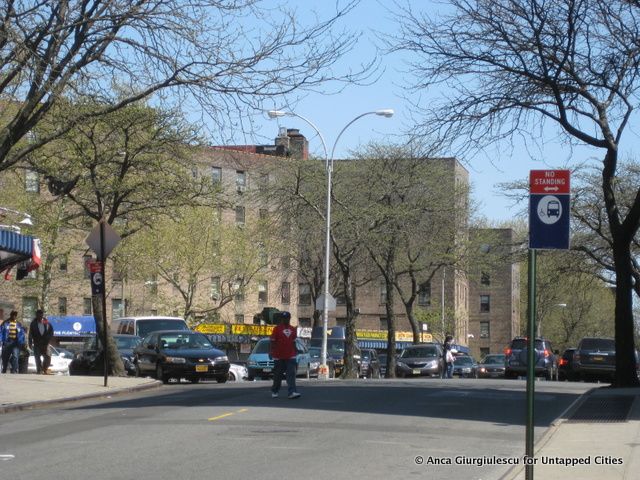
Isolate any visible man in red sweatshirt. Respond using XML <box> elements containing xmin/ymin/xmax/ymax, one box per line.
<box><xmin>270</xmin><ymin>311</ymin><xmax>301</xmax><ymax>399</ymax></box>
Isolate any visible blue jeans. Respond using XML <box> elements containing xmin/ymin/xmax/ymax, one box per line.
<box><xmin>1</xmin><ymin>342</ymin><xmax>20</xmax><ymax>373</ymax></box>
<box><xmin>272</xmin><ymin>358</ymin><xmax>297</xmax><ymax>395</ymax></box>
<box><xmin>445</xmin><ymin>362</ymin><xmax>454</xmax><ymax>379</ymax></box>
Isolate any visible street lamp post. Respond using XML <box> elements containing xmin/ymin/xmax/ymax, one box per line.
<box><xmin>268</xmin><ymin>109</ymin><xmax>394</xmax><ymax>378</ymax></box>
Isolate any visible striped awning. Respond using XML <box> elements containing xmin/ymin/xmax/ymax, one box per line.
<box><xmin>0</xmin><ymin>230</ymin><xmax>35</xmax><ymax>272</ymax></box>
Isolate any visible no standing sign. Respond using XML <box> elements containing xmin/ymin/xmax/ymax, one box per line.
<box><xmin>529</xmin><ymin>170</ymin><xmax>571</xmax><ymax>250</ymax></box>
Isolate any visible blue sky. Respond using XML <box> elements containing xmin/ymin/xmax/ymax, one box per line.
<box><xmin>215</xmin><ymin>1</ymin><xmax>613</xmax><ymax>223</ymax></box>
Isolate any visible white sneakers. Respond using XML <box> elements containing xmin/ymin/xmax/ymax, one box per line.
<box><xmin>288</xmin><ymin>392</ymin><xmax>301</xmax><ymax>399</ymax></box>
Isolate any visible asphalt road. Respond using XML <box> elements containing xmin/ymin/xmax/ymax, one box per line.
<box><xmin>0</xmin><ymin>378</ymin><xmax>592</xmax><ymax>480</ymax></box>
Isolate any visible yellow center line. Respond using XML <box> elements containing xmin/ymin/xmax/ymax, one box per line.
<box><xmin>207</xmin><ymin>408</ymin><xmax>248</xmax><ymax>422</ymax></box>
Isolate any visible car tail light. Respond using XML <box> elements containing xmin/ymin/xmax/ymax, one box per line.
<box><xmin>544</xmin><ymin>349</ymin><xmax>551</xmax><ymax>358</ymax></box>
<box><xmin>559</xmin><ymin>358</ymin><xmax>567</xmax><ymax>366</ymax></box>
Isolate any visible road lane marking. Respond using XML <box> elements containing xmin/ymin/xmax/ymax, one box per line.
<box><xmin>0</xmin><ymin>454</ymin><xmax>15</xmax><ymax>461</ymax></box>
<box><xmin>208</xmin><ymin>408</ymin><xmax>248</xmax><ymax>422</ymax></box>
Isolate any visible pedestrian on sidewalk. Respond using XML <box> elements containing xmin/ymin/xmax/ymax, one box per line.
<box><xmin>269</xmin><ymin>311</ymin><xmax>301</xmax><ymax>399</ymax></box>
<box><xmin>442</xmin><ymin>334</ymin><xmax>456</xmax><ymax>379</ymax></box>
<box><xmin>28</xmin><ymin>309</ymin><xmax>54</xmax><ymax>374</ymax></box>
<box><xmin>0</xmin><ymin>311</ymin><xmax>27</xmax><ymax>374</ymax></box>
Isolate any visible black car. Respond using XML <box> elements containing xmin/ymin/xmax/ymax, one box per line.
<box><xmin>558</xmin><ymin>348</ymin><xmax>579</xmax><ymax>381</ymax></box>
<box><xmin>69</xmin><ymin>334</ymin><xmax>142</xmax><ymax>376</ymax></box>
<box><xmin>133</xmin><ymin>330</ymin><xmax>230</xmax><ymax>384</ymax></box>
<box><xmin>477</xmin><ymin>354</ymin><xmax>506</xmax><ymax>379</ymax></box>
<box><xmin>504</xmin><ymin>337</ymin><xmax>557</xmax><ymax>380</ymax></box>
<box><xmin>308</xmin><ymin>346</ymin><xmax>337</xmax><ymax>378</ymax></box>
<box><xmin>452</xmin><ymin>355</ymin><xmax>478</xmax><ymax>378</ymax></box>
<box><xmin>574</xmin><ymin>338</ymin><xmax>615</xmax><ymax>382</ymax></box>
<box><xmin>359</xmin><ymin>349</ymin><xmax>382</xmax><ymax>379</ymax></box>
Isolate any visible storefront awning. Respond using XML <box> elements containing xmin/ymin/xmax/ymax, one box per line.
<box><xmin>0</xmin><ymin>230</ymin><xmax>41</xmax><ymax>278</ymax></box>
<box><xmin>47</xmin><ymin>315</ymin><xmax>97</xmax><ymax>337</ymax></box>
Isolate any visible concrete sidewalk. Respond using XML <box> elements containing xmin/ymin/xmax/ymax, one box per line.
<box><xmin>505</xmin><ymin>387</ymin><xmax>640</xmax><ymax>480</ymax></box>
<box><xmin>0</xmin><ymin>373</ymin><xmax>160</xmax><ymax>414</ymax></box>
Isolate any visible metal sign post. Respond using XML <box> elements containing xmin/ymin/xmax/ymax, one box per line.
<box><xmin>527</xmin><ymin>170</ymin><xmax>571</xmax><ymax>479</ymax></box>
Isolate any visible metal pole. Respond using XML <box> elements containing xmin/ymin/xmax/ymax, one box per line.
<box><xmin>526</xmin><ymin>248</ymin><xmax>537</xmax><ymax>479</ymax></box>
<box><xmin>321</xmin><ymin>160</ymin><xmax>332</xmax><ymax>378</ymax></box>
<box><xmin>100</xmin><ymin>220</ymin><xmax>109</xmax><ymax>387</ymax></box>
<box><xmin>441</xmin><ymin>267</ymin><xmax>446</xmax><ymax>339</ymax></box>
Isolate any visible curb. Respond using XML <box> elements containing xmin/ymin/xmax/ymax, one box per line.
<box><xmin>0</xmin><ymin>380</ymin><xmax>162</xmax><ymax>415</ymax></box>
<box><xmin>499</xmin><ymin>387</ymin><xmax>596</xmax><ymax>480</ymax></box>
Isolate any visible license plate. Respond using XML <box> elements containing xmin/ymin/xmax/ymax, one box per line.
<box><xmin>412</xmin><ymin>369</ymin><xmax>421</xmax><ymax>375</ymax></box>
<box><xmin>593</xmin><ymin>356</ymin><xmax>604</xmax><ymax>361</ymax></box>
<box><xmin>195</xmin><ymin>365</ymin><xmax>208</xmax><ymax>372</ymax></box>
<box><xmin>263</xmin><ymin>368</ymin><xmax>272</xmax><ymax>373</ymax></box>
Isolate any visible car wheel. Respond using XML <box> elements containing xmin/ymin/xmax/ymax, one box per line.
<box><xmin>156</xmin><ymin>364</ymin><xmax>168</xmax><ymax>384</ymax></box>
<box><xmin>305</xmin><ymin>366</ymin><xmax>310</xmax><ymax>379</ymax></box>
<box><xmin>247</xmin><ymin>375</ymin><xmax>255</xmax><ymax>381</ymax></box>
<box><xmin>216</xmin><ymin>375</ymin><xmax>227</xmax><ymax>384</ymax></box>
<box><xmin>228</xmin><ymin>371</ymin><xmax>236</xmax><ymax>381</ymax></box>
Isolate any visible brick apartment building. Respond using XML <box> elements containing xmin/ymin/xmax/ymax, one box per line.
<box><xmin>1</xmin><ymin>127</ymin><xmax>519</xmax><ymax>356</ymax></box>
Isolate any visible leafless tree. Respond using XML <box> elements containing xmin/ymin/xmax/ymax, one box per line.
<box><xmin>0</xmin><ymin>0</ymin><xmax>369</xmax><ymax>172</ymax></box>
<box><xmin>390</xmin><ymin>0</ymin><xmax>640</xmax><ymax>386</ymax></box>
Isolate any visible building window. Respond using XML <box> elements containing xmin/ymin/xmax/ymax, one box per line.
<box><xmin>379</xmin><ymin>317</ymin><xmax>388</xmax><ymax>330</ymax></box>
<box><xmin>418</xmin><ymin>281</ymin><xmax>431</xmax><ymax>306</ymax></box>
<box><xmin>83</xmin><ymin>255</ymin><xmax>93</xmax><ymax>279</ymax></box>
<box><xmin>480</xmin><ymin>321</ymin><xmax>490</xmax><ymax>338</ymax></box>
<box><xmin>59</xmin><ymin>255</ymin><xmax>68</xmax><ymax>272</ymax></box>
<box><xmin>480</xmin><ymin>347</ymin><xmax>490</xmax><ymax>359</ymax></box>
<box><xmin>259</xmin><ymin>209</ymin><xmax>268</xmax><ymax>220</ymax></box>
<box><xmin>281</xmin><ymin>282</ymin><xmax>291</xmax><ymax>304</ymax></box>
<box><xmin>379</xmin><ymin>280</ymin><xmax>387</xmax><ymax>304</ymax></box>
<box><xmin>298</xmin><ymin>283</ymin><xmax>311</xmax><ymax>305</ymax></box>
<box><xmin>83</xmin><ymin>298</ymin><xmax>93</xmax><ymax>315</ymax></box>
<box><xmin>235</xmin><ymin>314</ymin><xmax>245</xmax><ymax>324</ymax></box>
<box><xmin>258</xmin><ymin>243</ymin><xmax>268</xmax><ymax>267</ymax></box>
<box><xmin>236</xmin><ymin>170</ymin><xmax>246</xmax><ymax>191</ymax></box>
<box><xmin>281</xmin><ymin>256</ymin><xmax>291</xmax><ymax>269</ymax></box>
<box><xmin>146</xmin><ymin>276</ymin><xmax>158</xmax><ymax>295</ymax></box>
<box><xmin>233</xmin><ymin>279</ymin><xmax>244</xmax><ymax>302</ymax></box>
<box><xmin>336</xmin><ymin>290</ymin><xmax>346</xmax><ymax>306</ymax></box>
<box><xmin>299</xmin><ymin>318</ymin><xmax>311</xmax><ymax>327</ymax></box>
<box><xmin>22</xmin><ymin>297</ymin><xmax>38</xmax><ymax>322</ymax></box>
<box><xmin>258</xmin><ymin>281</ymin><xmax>268</xmax><ymax>303</ymax></box>
<box><xmin>258</xmin><ymin>173</ymin><xmax>269</xmax><ymax>191</ymax></box>
<box><xmin>480</xmin><ymin>295</ymin><xmax>491</xmax><ymax>313</ymax></box>
<box><xmin>211</xmin><ymin>167</ymin><xmax>222</xmax><ymax>184</ymax></box>
<box><xmin>58</xmin><ymin>297</ymin><xmax>67</xmax><ymax>316</ymax></box>
<box><xmin>481</xmin><ymin>272</ymin><xmax>491</xmax><ymax>286</ymax></box>
<box><xmin>210</xmin><ymin>276</ymin><xmax>221</xmax><ymax>301</ymax></box>
<box><xmin>112</xmin><ymin>298</ymin><xmax>124</xmax><ymax>319</ymax></box>
<box><xmin>25</xmin><ymin>169</ymin><xmax>40</xmax><ymax>193</ymax></box>
<box><xmin>235</xmin><ymin>206</ymin><xmax>245</xmax><ymax>226</ymax></box>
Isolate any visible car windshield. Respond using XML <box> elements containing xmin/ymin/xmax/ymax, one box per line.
<box><xmin>580</xmin><ymin>339</ymin><xmax>615</xmax><ymax>351</ymax></box>
<box><xmin>456</xmin><ymin>356</ymin><xmax>474</xmax><ymax>365</ymax></box>
<box><xmin>138</xmin><ymin>319</ymin><xmax>187</xmax><ymax>338</ymax></box>
<box><xmin>115</xmin><ymin>336</ymin><xmax>141</xmax><ymax>350</ymax></box>
<box><xmin>481</xmin><ymin>355</ymin><xmax>505</xmax><ymax>364</ymax></box>
<box><xmin>253</xmin><ymin>340</ymin><xmax>270</xmax><ymax>354</ymax></box>
<box><xmin>159</xmin><ymin>333</ymin><xmax>213</xmax><ymax>349</ymax></box>
<box><xmin>309</xmin><ymin>347</ymin><xmax>321</xmax><ymax>359</ymax></box>
<box><xmin>361</xmin><ymin>351</ymin><xmax>371</xmax><ymax>360</ymax></box>
<box><xmin>401</xmin><ymin>347</ymin><xmax>438</xmax><ymax>358</ymax></box>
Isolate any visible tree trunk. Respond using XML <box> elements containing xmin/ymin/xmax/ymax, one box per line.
<box><xmin>385</xmin><ymin>272</ymin><xmax>398</xmax><ymax>379</ymax></box>
<box><xmin>341</xmin><ymin>269</ymin><xmax>360</xmax><ymax>379</ymax></box>
<box><xmin>92</xmin><ymin>296</ymin><xmax>126</xmax><ymax>376</ymax></box>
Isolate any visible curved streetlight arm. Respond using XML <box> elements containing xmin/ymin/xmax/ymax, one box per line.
<box><xmin>330</xmin><ymin>111</ymin><xmax>385</xmax><ymax>164</ymax></box>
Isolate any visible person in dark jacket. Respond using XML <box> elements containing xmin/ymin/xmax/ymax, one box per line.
<box><xmin>28</xmin><ymin>309</ymin><xmax>55</xmax><ymax>374</ymax></box>
<box><xmin>1</xmin><ymin>311</ymin><xmax>27</xmax><ymax>374</ymax></box>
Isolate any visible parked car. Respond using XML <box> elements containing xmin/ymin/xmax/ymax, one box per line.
<box><xmin>359</xmin><ymin>349</ymin><xmax>382</xmax><ymax>378</ymax></box>
<box><xmin>477</xmin><ymin>354</ymin><xmax>506</xmax><ymax>379</ymax></box>
<box><xmin>228</xmin><ymin>363</ymin><xmax>248</xmax><ymax>381</ymax></box>
<box><xmin>69</xmin><ymin>334</ymin><xmax>142</xmax><ymax>376</ymax></box>
<box><xmin>558</xmin><ymin>348</ymin><xmax>579</xmax><ymax>381</ymax></box>
<box><xmin>133</xmin><ymin>330</ymin><xmax>229</xmax><ymax>384</ymax></box>
<box><xmin>452</xmin><ymin>355</ymin><xmax>478</xmax><ymax>378</ymax></box>
<box><xmin>308</xmin><ymin>347</ymin><xmax>337</xmax><ymax>378</ymax></box>
<box><xmin>574</xmin><ymin>338</ymin><xmax>616</xmax><ymax>382</ymax></box>
<box><xmin>504</xmin><ymin>337</ymin><xmax>557</xmax><ymax>380</ymax></box>
<box><xmin>28</xmin><ymin>345</ymin><xmax>73</xmax><ymax>374</ymax></box>
<box><xmin>396</xmin><ymin>344</ymin><xmax>443</xmax><ymax>378</ymax></box>
<box><xmin>246</xmin><ymin>338</ymin><xmax>311</xmax><ymax>381</ymax></box>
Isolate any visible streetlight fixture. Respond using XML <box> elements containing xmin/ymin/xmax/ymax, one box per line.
<box><xmin>268</xmin><ymin>108</ymin><xmax>394</xmax><ymax>378</ymax></box>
